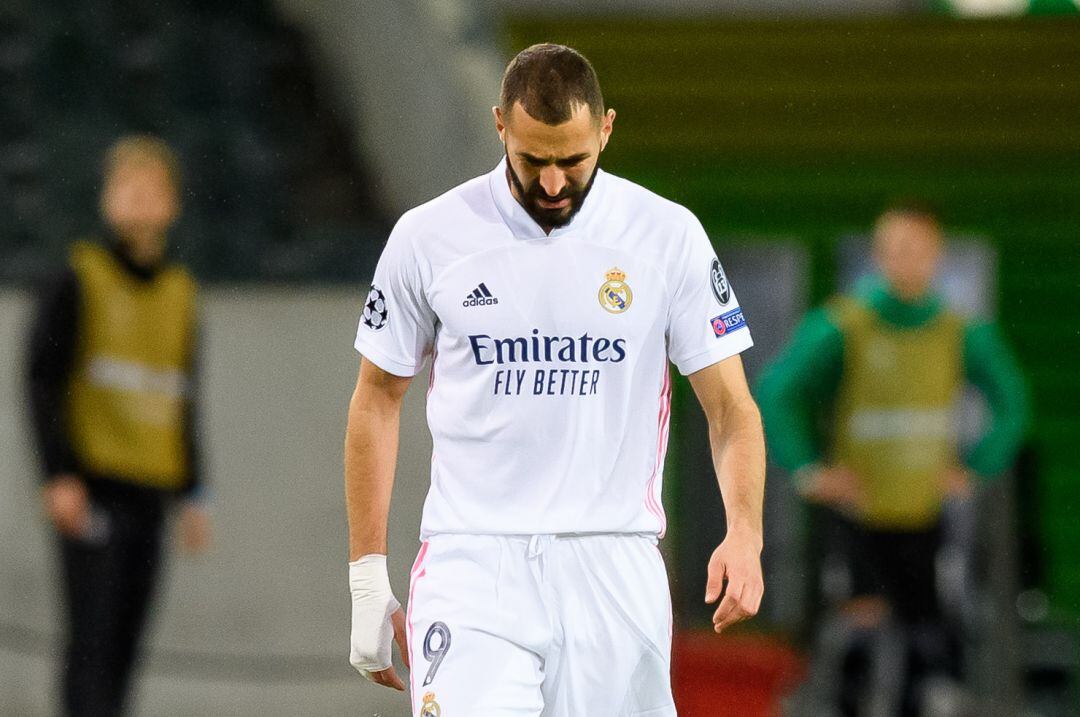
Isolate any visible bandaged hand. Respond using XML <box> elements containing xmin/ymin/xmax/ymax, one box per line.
<box><xmin>349</xmin><ymin>554</ymin><xmax>409</xmax><ymax>690</ymax></box>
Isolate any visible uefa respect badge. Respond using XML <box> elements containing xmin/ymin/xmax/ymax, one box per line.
<box><xmin>711</xmin><ymin>307</ymin><xmax>746</xmax><ymax>337</ymax></box>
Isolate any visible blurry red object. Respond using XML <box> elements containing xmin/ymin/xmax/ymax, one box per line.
<box><xmin>672</xmin><ymin>631</ymin><xmax>806</xmax><ymax>717</ymax></box>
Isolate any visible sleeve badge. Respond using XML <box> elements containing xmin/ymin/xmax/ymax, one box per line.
<box><xmin>710</xmin><ymin>258</ymin><xmax>730</xmax><ymax>306</ymax></box>
<box><xmin>362</xmin><ymin>285</ymin><xmax>389</xmax><ymax>330</ymax></box>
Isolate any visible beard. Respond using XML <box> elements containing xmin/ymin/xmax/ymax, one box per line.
<box><xmin>505</xmin><ymin>153</ymin><xmax>600</xmax><ymax>230</ymax></box>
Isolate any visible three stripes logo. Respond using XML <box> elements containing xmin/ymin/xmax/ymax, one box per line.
<box><xmin>463</xmin><ymin>282</ymin><xmax>499</xmax><ymax>307</ymax></box>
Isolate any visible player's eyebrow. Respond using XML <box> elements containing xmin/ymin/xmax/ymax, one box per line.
<box><xmin>518</xmin><ymin>152</ymin><xmax>591</xmax><ymax>167</ymax></box>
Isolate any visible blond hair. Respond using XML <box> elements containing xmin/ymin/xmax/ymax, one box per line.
<box><xmin>102</xmin><ymin>135</ymin><xmax>182</xmax><ymax>191</ymax></box>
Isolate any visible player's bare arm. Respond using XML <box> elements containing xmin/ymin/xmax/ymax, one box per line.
<box><xmin>688</xmin><ymin>354</ymin><xmax>766</xmax><ymax>634</ymax></box>
<box><xmin>344</xmin><ymin>357</ymin><xmax>412</xmax><ymax>690</ymax></box>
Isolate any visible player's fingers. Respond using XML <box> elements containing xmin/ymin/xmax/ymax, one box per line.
<box><xmin>746</xmin><ymin>581</ymin><xmax>764</xmax><ymax>615</ymax></box>
<box><xmin>716</xmin><ymin>604</ymin><xmax>750</xmax><ymax>633</ymax></box>
<box><xmin>711</xmin><ymin>588</ymin><xmax>742</xmax><ymax>630</ymax></box>
<box><xmin>736</xmin><ymin>577</ymin><xmax>764</xmax><ymax>621</ymax></box>
<box><xmin>713</xmin><ymin>581</ymin><xmax>749</xmax><ymax>632</ymax></box>
<box><xmin>738</xmin><ymin>585</ymin><xmax>762</xmax><ymax>622</ymax></box>
<box><xmin>391</xmin><ymin>608</ymin><xmax>410</xmax><ymax>669</ymax></box>
<box><xmin>704</xmin><ymin>562</ymin><xmax>727</xmax><ymax>603</ymax></box>
<box><xmin>370</xmin><ymin>666</ymin><xmax>406</xmax><ymax>691</ymax></box>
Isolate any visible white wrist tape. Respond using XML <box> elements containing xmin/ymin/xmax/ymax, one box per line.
<box><xmin>348</xmin><ymin>554</ymin><xmax>401</xmax><ymax>679</ymax></box>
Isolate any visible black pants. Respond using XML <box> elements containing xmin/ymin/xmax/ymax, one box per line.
<box><xmin>58</xmin><ymin>479</ymin><xmax>167</xmax><ymax>717</ymax></box>
<box><xmin>820</xmin><ymin>511</ymin><xmax>959</xmax><ymax>717</ymax></box>
<box><xmin>823</xmin><ymin>511</ymin><xmax>942</xmax><ymax>623</ymax></box>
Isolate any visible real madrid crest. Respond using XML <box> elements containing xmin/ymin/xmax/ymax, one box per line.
<box><xmin>598</xmin><ymin>267</ymin><xmax>633</xmax><ymax>314</ymax></box>
<box><xmin>420</xmin><ymin>691</ymin><xmax>442</xmax><ymax>717</ymax></box>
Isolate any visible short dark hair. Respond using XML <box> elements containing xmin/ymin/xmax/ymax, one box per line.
<box><xmin>103</xmin><ymin>134</ymin><xmax>182</xmax><ymax>191</ymax></box>
<box><xmin>500</xmin><ymin>43</ymin><xmax>604</xmax><ymax>125</ymax></box>
<box><xmin>878</xmin><ymin>197</ymin><xmax>941</xmax><ymax>226</ymax></box>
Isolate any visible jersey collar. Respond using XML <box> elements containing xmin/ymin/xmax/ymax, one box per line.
<box><xmin>488</xmin><ymin>156</ymin><xmax>606</xmax><ymax>240</ymax></box>
<box><xmin>856</xmin><ymin>275</ymin><xmax>944</xmax><ymax>328</ymax></box>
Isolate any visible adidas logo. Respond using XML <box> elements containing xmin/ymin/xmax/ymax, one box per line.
<box><xmin>463</xmin><ymin>282</ymin><xmax>499</xmax><ymax>307</ymax></box>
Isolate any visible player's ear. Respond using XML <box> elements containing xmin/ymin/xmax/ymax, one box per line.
<box><xmin>599</xmin><ymin>108</ymin><xmax>616</xmax><ymax>152</ymax></box>
<box><xmin>493</xmin><ymin>106</ymin><xmax>507</xmax><ymax>143</ymax></box>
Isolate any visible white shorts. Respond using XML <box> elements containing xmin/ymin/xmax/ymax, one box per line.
<box><xmin>405</xmin><ymin>533</ymin><xmax>676</xmax><ymax>717</ymax></box>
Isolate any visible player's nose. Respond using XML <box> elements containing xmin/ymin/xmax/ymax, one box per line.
<box><xmin>539</xmin><ymin>167</ymin><xmax>567</xmax><ymax>198</ymax></box>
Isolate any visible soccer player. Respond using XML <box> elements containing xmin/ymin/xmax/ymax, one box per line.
<box><xmin>345</xmin><ymin>44</ymin><xmax>765</xmax><ymax>715</ymax></box>
<box><xmin>26</xmin><ymin>136</ymin><xmax>210</xmax><ymax>717</ymax></box>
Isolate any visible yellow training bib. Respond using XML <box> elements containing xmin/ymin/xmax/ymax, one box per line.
<box><xmin>66</xmin><ymin>241</ymin><xmax>197</xmax><ymax>490</ymax></box>
<box><xmin>828</xmin><ymin>296</ymin><xmax>964</xmax><ymax>530</ymax></box>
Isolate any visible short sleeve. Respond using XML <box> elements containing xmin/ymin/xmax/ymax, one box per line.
<box><xmin>666</xmin><ymin>216</ymin><xmax>753</xmax><ymax>376</ymax></box>
<box><xmin>354</xmin><ymin>221</ymin><xmax>436</xmax><ymax>377</ymax></box>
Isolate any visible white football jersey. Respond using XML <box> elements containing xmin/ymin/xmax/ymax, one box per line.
<box><xmin>355</xmin><ymin>159</ymin><xmax>752</xmax><ymax>538</ymax></box>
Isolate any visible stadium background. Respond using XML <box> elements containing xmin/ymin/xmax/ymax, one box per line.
<box><xmin>0</xmin><ymin>0</ymin><xmax>1077</xmax><ymax>714</ymax></box>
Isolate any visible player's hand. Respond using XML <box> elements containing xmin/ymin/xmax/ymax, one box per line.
<box><xmin>939</xmin><ymin>465</ymin><xmax>975</xmax><ymax>500</ymax></box>
<box><xmin>705</xmin><ymin>528</ymin><xmax>764</xmax><ymax>634</ymax></box>
<box><xmin>178</xmin><ymin>501</ymin><xmax>212</xmax><ymax>554</ymax></box>
<box><xmin>797</xmin><ymin>464</ymin><xmax>865</xmax><ymax>516</ymax></box>
<box><xmin>42</xmin><ymin>474</ymin><xmax>89</xmax><ymax>537</ymax></box>
<box><xmin>368</xmin><ymin>609</ymin><xmax>409</xmax><ymax>690</ymax></box>
<box><xmin>349</xmin><ymin>554</ymin><xmax>410</xmax><ymax>690</ymax></box>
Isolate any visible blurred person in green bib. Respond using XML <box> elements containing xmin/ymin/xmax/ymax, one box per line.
<box><xmin>757</xmin><ymin>200</ymin><xmax>1028</xmax><ymax>716</ymax></box>
<box><xmin>26</xmin><ymin>136</ymin><xmax>211</xmax><ymax>717</ymax></box>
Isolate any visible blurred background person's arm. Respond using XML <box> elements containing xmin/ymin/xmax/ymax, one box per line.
<box><xmin>755</xmin><ymin>306</ymin><xmax>864</xmax><ymax>514</ymax></box>
<box><xmin>958</xmin><ymin>319</ymin><xmax>1030</xmax><ymax>489</ymax></box>
<box><xmin>178</xmin><ymin>325</ymin><xmax>211</xmax><ymax>554</ymax></box>
<box><xmin>26</xmin><ymin>262</ymin><xmax>87</xmax><ymax>537</ymax></box>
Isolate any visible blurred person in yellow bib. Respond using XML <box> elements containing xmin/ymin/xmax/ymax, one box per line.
<box><xmin>758</xmin><ymin>200</ymin><xmax>1028</xmax><ymax>715</ymax></box>
<box><xmin>26</xmin><ymin>136</ymin><xmax>211</xmax><ymax>717</ymax></box>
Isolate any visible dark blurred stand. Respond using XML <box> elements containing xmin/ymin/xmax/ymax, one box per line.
<box><xmin>0</xmin><ymin>0</ymin><xmax>387</xmax><ymax>286</ymax></box>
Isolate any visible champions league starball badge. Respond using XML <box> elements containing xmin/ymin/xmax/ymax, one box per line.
<box><xmin>710</xmin><ymin>257</ymin><xmax>730</xmax><ymax>305</ymax></box>
<box><xmin>598</xmin><ymin>267</ymin><xmax>633</xmax><ymax>314</ymax></box>
<box><xmin>362</xmin><ymin>285</ymin><xmax>389</xmax><ymax>330</ymax></box>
